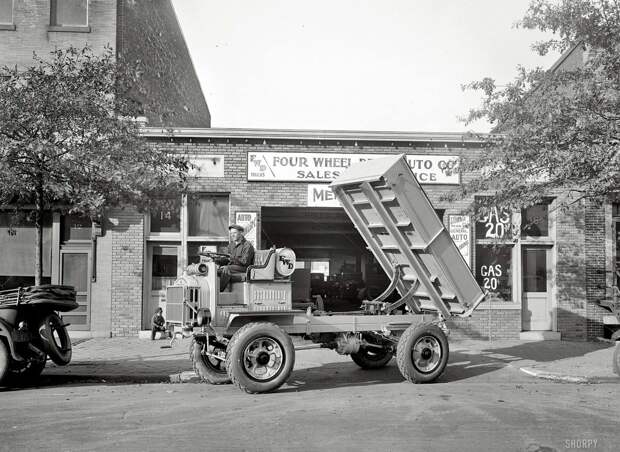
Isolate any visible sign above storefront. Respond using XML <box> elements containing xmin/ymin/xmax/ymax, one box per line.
<box><xmin>248</xmin><ymin>152</ymin><xmax>460</xmax><ymax>184</ymax></box>
<box><xmin>307</xmin><ymin>184</ymin><xmax>341</xmax><ymax>207</ymax></box>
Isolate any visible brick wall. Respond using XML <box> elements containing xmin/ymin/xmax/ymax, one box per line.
<box><xmin>109</xmin><ymin>208</ymin><xmax>144</xmax><ymax>336</ymax></box>
<box><xmin>149</xmin><ymin>137</ymin><xmax>481</xmax><ymax>222</ymax></box>
<box><xmin>447</xmin><ymin>308</ymin><xmax>521</xmax><ymax>340</ymax></box>
<box><xmin>90</xmin><ymin>134</ymin><xmax>605</xmax><ymax>339</ymax></box>
<box><xmin>0</xmin><ymin>0</ymin><xmax>117</xmax><ymax>68</ymax></box>
<box><xmin>555</xmin><ymin>198</ymin><xmax>587</xmax><ymax>340</ymax></box>
<box><xmin>585</xmin><ymin>200</ymin><xmax>607</xmax><ymax>339</ymax></box>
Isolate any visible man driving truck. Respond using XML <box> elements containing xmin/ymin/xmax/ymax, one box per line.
<box><xmin>216</xmin><ymin>224</ymin><xmax>255</xmax><ymax>291</ymax></box>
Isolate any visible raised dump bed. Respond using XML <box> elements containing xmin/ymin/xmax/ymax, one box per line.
<box><xmin>330</xmin><ymin>153</ymin><xmax>485</xmax><ymax>318</ymax></box>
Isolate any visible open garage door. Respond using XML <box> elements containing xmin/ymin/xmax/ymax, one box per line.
<box><xmin>261</xmin><ymin>207</ymin><xmax>388</xmax><ymax>310</ymax></box>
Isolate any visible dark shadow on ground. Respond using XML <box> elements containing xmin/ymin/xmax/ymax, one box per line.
<box><xmin>477</xmin><ymin>340</ymin><xmax>614</xmax><ymax>363</ymax></box>
<box><xmin>279</xmin><ymin>349</ymin><xmax>509</xmax><ymax>393</ymax></box>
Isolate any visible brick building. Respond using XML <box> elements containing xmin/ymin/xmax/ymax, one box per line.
<box><xmin>0</xmin><ymin>0</ymin><xmax>210</xmax><ymax>335</ymax></box>
<box><xmin>121</xmin><ymin>127</ymin><xmax>614</xmax><ymax>342</ymax></box>
<box><xmin>1</xmin><ymin>2</ymin><xmax>617</xmax><ymax>340</ymax></box>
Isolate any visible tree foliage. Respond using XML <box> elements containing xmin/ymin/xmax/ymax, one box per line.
<box><xmin>0</xmin><ymin>46</ymin><xmax>190</xmax><ymax>283</ymax></box>
<box><xmin>459</xmin><ymin>0</ymin><xmax>620</xmax><ymax>211</ymax></box>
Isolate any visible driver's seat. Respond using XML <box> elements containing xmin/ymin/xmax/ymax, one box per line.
<box><xmin>246</xmin><ymin>248</ymin><xmax>276</xmax><ymax>281</ymax></box>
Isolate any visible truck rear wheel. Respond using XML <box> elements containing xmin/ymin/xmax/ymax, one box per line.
<box><xmin>226</xmin><ymin>322</ymin><xmax>295</xmax><ymax>394</ymax></box>
<box><xmin>351</xmin><ymin>336</ymin><xmax>393</xmax><ymax>369</ymax></box>
<box><xmin>396</xmin><ymin>322</ymin><xmax>448</xmax><ymax>383</ymax></box>
<box><xmin>190</xmin><ymin>337</ymin><xmax>230</xmax><ymax>385</ymax></box>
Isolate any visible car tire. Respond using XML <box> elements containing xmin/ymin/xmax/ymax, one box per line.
<box><xmin>38</xmin><ymin>313</ymin><xmax>72</xmax><ymax>366</ymax></box>
<box><xmin>0</xmin><ymin>339</ymin><xmax>9</xmax><ymax>385</ymax></box>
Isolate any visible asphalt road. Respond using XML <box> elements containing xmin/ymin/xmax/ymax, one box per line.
<box><xmin>1</xmin><ymin>349</ymin><xmax>618</xmax><ymax>452</ymax></box>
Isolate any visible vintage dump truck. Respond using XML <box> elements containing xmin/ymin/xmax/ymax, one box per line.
<box><xmin>166</xmin><ymin>154</ymin><xmax>486</xmax><ymax>393</ymax></box>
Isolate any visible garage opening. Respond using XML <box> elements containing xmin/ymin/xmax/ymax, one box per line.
<box><xmin>261</xmin><ymin>206</ymin><xmax>390</xmax><ymax>311</ymax></box>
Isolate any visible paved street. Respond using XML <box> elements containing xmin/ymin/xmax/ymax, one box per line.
<box><xmin>1</xmin><ymin>340</ymin><xmax>618</xmax><ymax>452</ymax></box>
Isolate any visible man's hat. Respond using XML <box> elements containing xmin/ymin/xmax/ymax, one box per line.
<box><xmin>228</xmin><ymin>224</ymin><xmax>244</xmax><ymax>232</ymax></box>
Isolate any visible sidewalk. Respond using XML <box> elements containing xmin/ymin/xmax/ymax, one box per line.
<box><xmin>39</xmin><ymin>336</ymin><xmax>620</xmax><ymax>384</ymax></box>
<box><xmin>451</xmin><ymin>339</ymin><xmax>619</xmax><ymax>383</ymax></box>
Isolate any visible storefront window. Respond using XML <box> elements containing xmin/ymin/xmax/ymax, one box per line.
<box><xmin>475</xmin><ymin>202</ymin><xmax>513</xmax><ymax>240</ymax></box>
<box><xmin>151</xmin><ymin>246</ymin><xmax>178</xmax><ymax>290</ymax></box>
<box><xmin>150</xmin><ymin>200</ymin><xmax>181</xmax><ymax>233</ymax></box>
<box><xmin>50</xmin><ymin>0</ymin><xmax>88</xmax><ymax>26</ymax></box>
<box><xmin>475</xmin><ymin>245</ymin><xmax>512</xmax><ymax>302</ymax></box>
<box><xmin>187</xmin><ymin>243</ymin><xmax>228</xmax><ymax>266</ymax></box>
<box><xmin>188</xmin><ymin>194</ymin><xmax>229</xmax><ymax>237</ymax></box>
<box><xmin>0</xmin><ymin>212</ymin><xmax>52</xmax><ymax>289</ymax></box>
<box><xmin>522</xmin><ymin>248</ymin><xmax>547</xmax><ymax>292</ymax></box>
<box><xmin>62</xmin><ymin>214</ymin><xmax>92</xmax><ymax>241</ymax></box>
<box><xmin>521</xmin><ymin>204</ymin><xmax>549</xmax><ymax>237</ymax></box>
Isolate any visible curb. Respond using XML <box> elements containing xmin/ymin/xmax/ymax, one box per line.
<box><xmin>38</xmin><ymin>373</ymin><xmax>172</xmax><ymax>385</ymax></box>
<box><xmin>169</xmin><ymin>371</ymin><xmax>201</xmax><ymax>384</ymax></box>
<box><xmin>519</xmin><ymin>367</ymin><xmax>593</xmax><ymax>384</ymax></box>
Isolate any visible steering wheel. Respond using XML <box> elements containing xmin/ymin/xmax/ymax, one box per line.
<box><xmin>198</xmin><ymin>251</ymin><xmax>231</xmax><ymax>259</ymax></box>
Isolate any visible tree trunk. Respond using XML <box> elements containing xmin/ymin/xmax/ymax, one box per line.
<box><xmin>34</xmin><ymin>185</ymin><xmax>43</xmax><ymax>286</ymax></box>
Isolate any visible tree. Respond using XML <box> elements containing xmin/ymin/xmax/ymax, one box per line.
<box><xmin>459</xmin><ymin>0</ymin><xmax>620</xmax><ymax>212</ymax></box>
<box><xmin>0</xmin><ymin>46</ymin><xmax>190</xmax><ymax>285</ymax></box>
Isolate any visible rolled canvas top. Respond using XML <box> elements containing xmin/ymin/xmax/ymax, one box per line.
<box><xmin>330</xmin><ymin>154</ymin><xmax>485</xmax><ymax>317</ymax></box>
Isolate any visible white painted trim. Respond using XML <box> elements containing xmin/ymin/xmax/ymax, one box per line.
<box><xmin>142</xmin><ymin>127</ymin><xmax>491</xmax><ymax>144</ymax></box>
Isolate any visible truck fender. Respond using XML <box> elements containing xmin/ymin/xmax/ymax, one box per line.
<box><xmin>0</xmin><ymin>318</ymin><xmax>23</xmax><ymax>361</ymax></box>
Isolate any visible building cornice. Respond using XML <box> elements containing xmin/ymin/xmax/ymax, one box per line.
<box><xmin>142</xmin><ymin>127</ymin><xmax>491</xmax><ymax>144</ymax></box>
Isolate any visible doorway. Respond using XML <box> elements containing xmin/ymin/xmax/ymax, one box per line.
<box><xmin>144</xmin><ymin>243</ymin><xmax>179</xmax><ymax>329</ymax></box>
<box><xmin>521</xmin><ymin>246</ymin><xmax>553</xmax><ymax>331</ymax></box>
<box><xmin>60</xmin><ymin>250</ymin><xmax>91</xmax><ymax>331</ymax></box>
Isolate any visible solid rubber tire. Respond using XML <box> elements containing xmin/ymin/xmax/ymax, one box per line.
<box><xmin>190</xmin><ymin>338</ymin><xmax>230</xmax><ymax>384</ymax></box>
<box><xmin>396</xmin><ymin>323</ymin><xmax>449</xmax><ymax>383</ymax></box>
<box><xmin>351</xmin><ymin>346</ymin><xmax>393</xmax><ymax>369</ymax></box>
<box><xmin>39</xmin><ymin>313</ymin><xmax>72</xmax><ymax>366</ymax></box>
<box><xmin>226</xmin><ymin>322</ymin><xmax>295</xmax><ymax>394</ymax></box>
<box><xmin>0</xmin><ymin>340</ymin><xmax>9</xmax><ymax>385</ymax></box>
<box><xmin>613</xmin><ymin>342</ymin><xmax>620</xmax><ymax>376</ymax></box>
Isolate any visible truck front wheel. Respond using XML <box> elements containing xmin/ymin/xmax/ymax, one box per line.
<box><xmin>226</xmin><ymin>322</ymin><xmax>295</xmax><ymax>394</ymax></box>
<box><xmin>396</xmin><ymin>323</ymin><xmax>449</xmax><ymax>383</ymax></box>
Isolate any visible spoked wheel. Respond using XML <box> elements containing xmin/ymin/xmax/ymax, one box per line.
<box><xmin>396</xmin><ymin>322</ymin><xmax>449</xmax><ymax>383</ymax></box>
<box><xmin>39</xmin><ymin>313</ymin><xmax>72</xmax><ymax>366</ymax></box>
<box><xmin>190</xmin><ymin>337</ymin><xmax>230</xmax><ymax>384</ymax></box>
<box><xmin>226</xmin><ymin>322</ymin><xmax>295</xmax><ymax>394</ymax></box>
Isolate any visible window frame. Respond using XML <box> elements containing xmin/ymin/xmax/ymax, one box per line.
<box><xmin>186</xmin><ymin>193</ymin><xmax>230</xmax><ymax>242</ymax></box>
<box><xmin>0</xmin><ymin>0</ymin><xmax>15</xmax><ymax>30</ymax></box>
<box><xmin>48</xmin><ymin>0</ymin><xmax>91</xmax><ymax>33</ymax></box>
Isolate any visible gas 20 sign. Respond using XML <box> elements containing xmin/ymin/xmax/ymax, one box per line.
<box><xmin>475</xmin><ymin>206</ymin><xmax>513</xmax><ymax>240</ymax></box>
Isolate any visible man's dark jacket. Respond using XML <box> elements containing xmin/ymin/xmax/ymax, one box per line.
<box><xmin>224</xmin><ymin>237</ymin><xmax>255</xmax><ymax>269</ymax></box>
